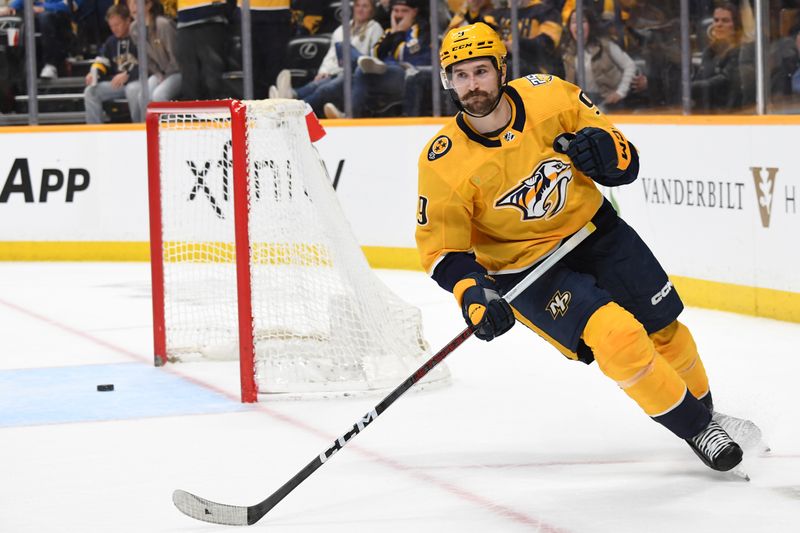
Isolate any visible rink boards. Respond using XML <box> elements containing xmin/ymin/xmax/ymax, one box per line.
<box><xmin>0</xmin><ymin>116</ymin><xmax>797</xmax><ymax>321</ymax></box>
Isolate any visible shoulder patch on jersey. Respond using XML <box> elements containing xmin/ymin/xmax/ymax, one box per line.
<box><xmin>427</xmin><ymin>135</ymin><xmax>452</xmax><ymax>161</ymax></box>
<box><xmin>524</xmin><ymin>74</ymin><xmax>553</xmax><ymax>87</ymax></box>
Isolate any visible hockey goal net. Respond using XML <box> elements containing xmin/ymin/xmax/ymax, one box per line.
<box><xmin>146</xmin><ymin>99</ymin><xmax>448</xmax><ymax>401</ymax></box>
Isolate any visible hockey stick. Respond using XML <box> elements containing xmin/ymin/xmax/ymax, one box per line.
<box><xmin>173</xmin><ymin>221</ymin><xmax>597</xmax><ymax>526</ymax></box>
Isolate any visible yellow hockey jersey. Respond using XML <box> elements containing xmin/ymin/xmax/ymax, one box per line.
<box><xmin>416</xmin><ymin>74</ymin><xmax>632</xmax><ymax>280</ymax></box>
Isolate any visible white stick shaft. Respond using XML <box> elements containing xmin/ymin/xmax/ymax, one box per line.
<box><xmin>503</xmin><ymin>222</ymin><xmax>596</xmax><ymax>303</ymax></box>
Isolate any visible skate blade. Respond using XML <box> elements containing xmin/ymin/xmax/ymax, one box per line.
<box><xmin>725</xmin><ymin>467</ymin><xmax>750</xmax><ymax>482</ymax></box>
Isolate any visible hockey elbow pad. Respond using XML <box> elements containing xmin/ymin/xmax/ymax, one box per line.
<box><xmin>559</xmin><ymin>127</ymin><xmax>636</xmax><ymax>187</ymax></box>
<box><xmin>453</xmin><ymin>273</ymin><xmax>515</xmax><ymax>341</ymax></box>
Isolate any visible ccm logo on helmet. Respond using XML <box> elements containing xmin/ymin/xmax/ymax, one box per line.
<box><xmin>651</xmin><ymin>281</ymin><xmax>674</xmax><ymax>305</ymax></box>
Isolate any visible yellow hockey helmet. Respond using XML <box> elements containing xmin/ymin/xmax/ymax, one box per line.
<box><xmin>439</xmin><ymin>22</ymin><xmax>507</xmax><ymax>89</ymax></box>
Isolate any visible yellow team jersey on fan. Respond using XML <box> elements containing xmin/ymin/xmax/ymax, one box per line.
<box><xmin>416</xmin><ymin>74</ymin><xmax>630</xmax><ymax>276</ymax></box>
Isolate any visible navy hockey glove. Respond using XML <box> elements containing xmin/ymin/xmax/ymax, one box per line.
<box><xmin>453</xmin><ymin>273</ymin><xmax>515</xmax><ymax>341</ymax></box>
<box><xmin>558</xmin><ymin>127</ymin><xmax>635</xmax><ymax>186</ymax></box>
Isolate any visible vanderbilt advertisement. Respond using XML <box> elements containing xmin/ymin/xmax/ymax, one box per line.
<box><xmin>0</xmin><ymin>120</ymin><xmax>797</xmax><ymax>319</ymax></box>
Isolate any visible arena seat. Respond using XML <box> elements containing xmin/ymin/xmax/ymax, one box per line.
<box><xmin>285</xmin><ymin>35</ymin><xmax>331</xmax><ymax>88</ymax></box>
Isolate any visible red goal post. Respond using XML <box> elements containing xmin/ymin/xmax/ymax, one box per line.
<box><xmin>147</xmin><ymin>100</ymin><xmax>258</xmax><ymax>400</ymax></box>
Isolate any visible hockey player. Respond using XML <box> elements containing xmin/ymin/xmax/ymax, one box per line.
<box><xmin>416</xmin><ymin>22</ymin><xmax>762</xmax><ymax>474</ymax></box>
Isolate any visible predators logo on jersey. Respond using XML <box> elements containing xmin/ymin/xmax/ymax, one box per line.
<box><xmin>496</xmin><ymin>158</ymin><xmax>573</xmax><ymax>221</ymax></box>
<box><xmin>428</xmin><ymin>135</ymin><xmax>452</xmax><ymax>161</ymax></box>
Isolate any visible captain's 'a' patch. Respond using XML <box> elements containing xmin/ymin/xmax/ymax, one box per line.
<box><xmin>428</xmin><ymin>135</ymin><xmax>452</xmax><ymax>161</ymax></box>
<box><xmin>525</xmin><ymin>74</ymin><xmax>553</xmax><ymax>87</ymax></box>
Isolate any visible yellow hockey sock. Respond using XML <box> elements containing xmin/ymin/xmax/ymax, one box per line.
<box><xmin>650</xmin><ymin>321</ymin><xmax>710</xmax><ymax>401</ymax></box>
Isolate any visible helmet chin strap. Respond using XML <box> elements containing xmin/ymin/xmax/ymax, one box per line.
<box><xmin>449</xmin><ymin>77</ymin><xmax>506</xmax><ymax>119</ymax></box>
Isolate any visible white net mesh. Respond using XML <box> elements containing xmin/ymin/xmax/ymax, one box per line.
<box><xmin>156</xmin><ymin>100</ymin><xmax>448</xmax><ymax>395</ymax></box>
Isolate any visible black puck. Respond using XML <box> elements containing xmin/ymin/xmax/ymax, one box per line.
<box><xmin>97</xmin><ymin>384</ymin><xmax>114</xmax><ymax>392</ymax></box>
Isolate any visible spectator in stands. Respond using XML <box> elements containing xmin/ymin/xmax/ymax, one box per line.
<box><xmin>561</xmin><ymin>8</ymin><xmax>636</xmax><ymax>112</ymax></box>
<box><xmin>486</xmin><ymin>0</ymin><xmax>564</xmax><ymax>77</ymax></box>
<box><xmin>175</xmin><ymin>0</ymin><xmax>228</xmax><ymax>100</ymax></box>
<box><xmin>447</xmin><ymin>0</ymin><xmax>494</xmax><ymax>30</ymax></box>
<box><xmin>0</xmin><ymin>0</ymin><xmax>73</xmax><ymax>79</ymax></box>
<box><xmin>739</xmin><ymin>23</ymin><xmax>800</xmax><ymax>105</ymax></box>
<box><xmin>125</xmin><ymin>0</ymin><xmax>181</xmax><ymax>122</ymax></box>
<box><xmin>691</xmin><ymin>2</ymin><xmax>744</xmax><ymax>111</ymax></box>
<box><xmin>241</xmin><ymin>0</ymin><xmax>292</xmax><ymax>99</ymax></box>
<box><xmin>270</xmin><ymin>0</ymin><xmax>383</xmax><ymax>118</ymax></box>
<box><xmin>611</xmin><ymin>0</ymin><xmax>680</xmax><ymax>109</ymax></box>
<box><xmin>83</xmin><ymin>3</ymin><xmax>138</xmax><ymax>124</ymax></box>
<box><xmin>323</xmin><ymin>0</ymin><xmax>429</xmax><ymax>118</ymax></box>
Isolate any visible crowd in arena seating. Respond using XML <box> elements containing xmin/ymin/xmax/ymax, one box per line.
<box><xmin>0</xmin><ymin>0</ymin><xmax>799</xmax><ymax>122</ymax></box>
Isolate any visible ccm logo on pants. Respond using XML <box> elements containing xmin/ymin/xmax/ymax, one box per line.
<box><xmin>651</xmin><ymin>281</ymin><xmax>674</xmax><ymax>306</ymax></box>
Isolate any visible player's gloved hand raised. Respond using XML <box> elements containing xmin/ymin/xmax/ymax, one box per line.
<box><xmin>557</xmin><ymin>127</ymin><xmax>632</xmax><ymax>186</ymax></box>
<box><xmin>453</xmin><ymin>273</ymin><xmax>515</xmax><ymax>341</ymax></box>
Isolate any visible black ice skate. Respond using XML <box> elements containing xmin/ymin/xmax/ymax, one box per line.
<box><xmin>687</xmin><ymin>420</ymin><xmax>743</xmax><ymax>472</ymax></box>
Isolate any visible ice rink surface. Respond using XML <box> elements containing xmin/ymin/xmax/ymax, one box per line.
<box><xmin>1</xmin><ymin>262</ymin><xmax>798</xmax><ymax>532</ymax></box>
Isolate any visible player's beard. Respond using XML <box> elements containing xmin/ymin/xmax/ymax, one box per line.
<box><xmin>460</xmin><ymin>87</ymin><xmax>499</xmax><ymax>117</ymax></box>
